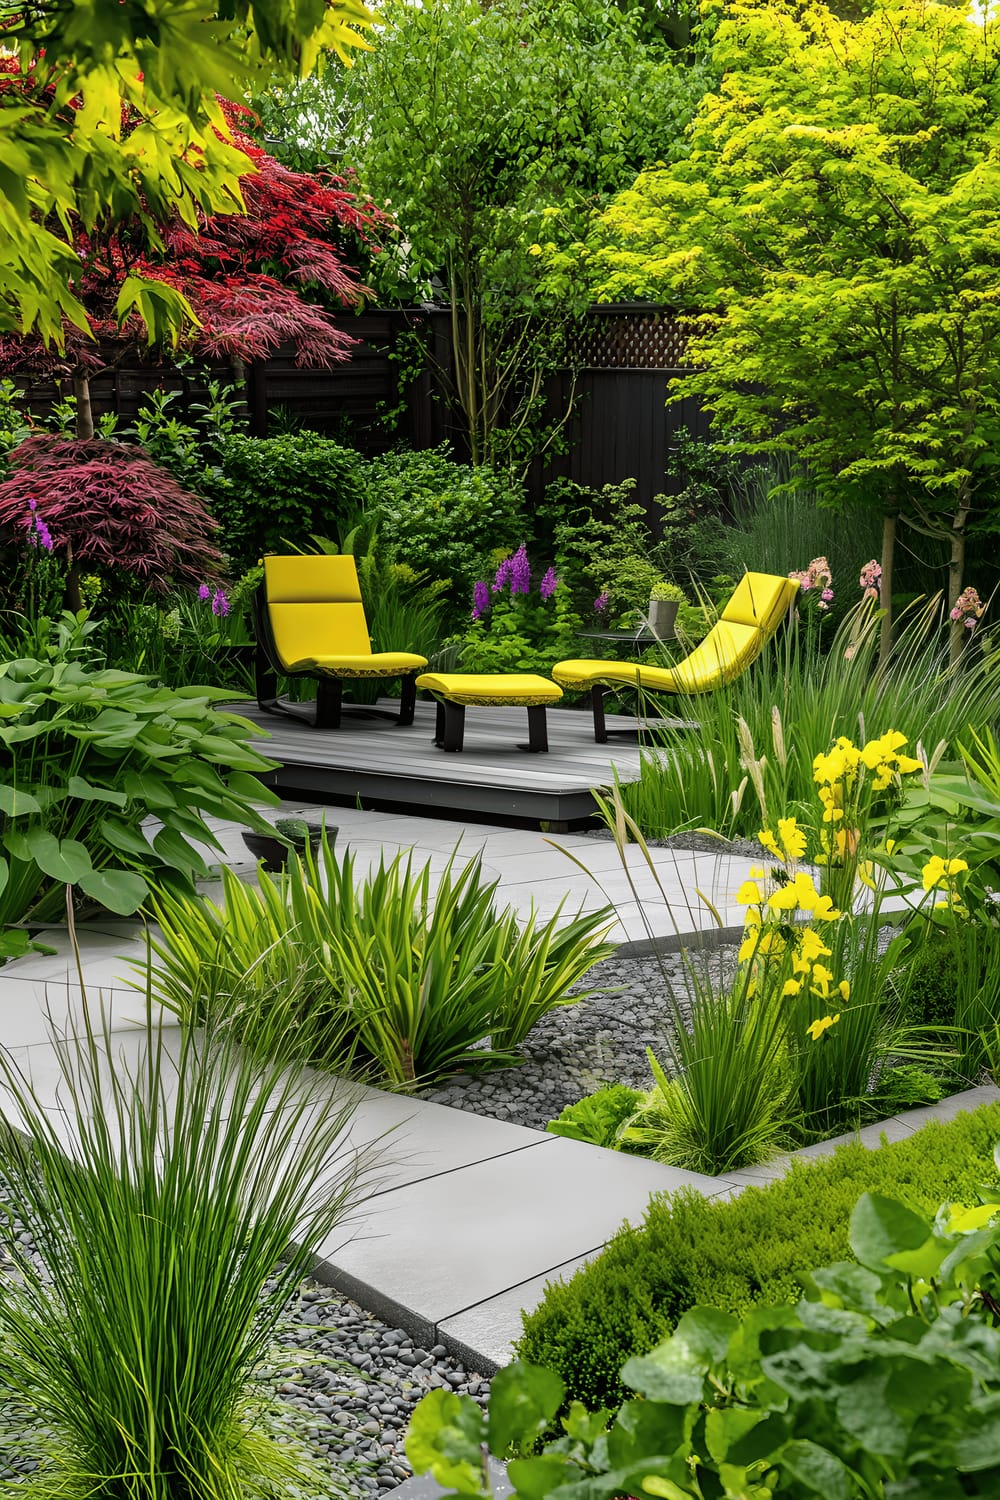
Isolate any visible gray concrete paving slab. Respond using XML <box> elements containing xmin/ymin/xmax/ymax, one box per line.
<box><xmin>317</xmin><ymin>1135</ymin><xmax>732</xmax><ymax>1337</ymax></box>
<box><xmin>436</xmin><ymin>1253</ymin><xmax>601</xmax><ymax>1373</ymax></box>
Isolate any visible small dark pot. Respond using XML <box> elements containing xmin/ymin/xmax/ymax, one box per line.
<box><xmin>242</xmin><ymin>823</ymin><xmax>336</xmax><ymax>873</ymax></box>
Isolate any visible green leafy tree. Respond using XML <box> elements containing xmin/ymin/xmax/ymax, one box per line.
<box><xmin>592</xmin><ymin>0</ymin><xmax>1000</xmax><ymax>661</ymax></box>
<box><xmin>306</xmin><ymin>0</ymin><xmax>711</xmax><ymax>469</ymax></box>
<box><xmin>0</xmin><ymin>0</ymin><xmax>373</xmax><ymax>346</ymax></box>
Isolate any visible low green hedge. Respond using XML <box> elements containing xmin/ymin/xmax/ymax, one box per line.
<box><xmin>516</xmin><ymin>1102</ymin><xmax>1000</xmax><ymax>1411</ymax></box>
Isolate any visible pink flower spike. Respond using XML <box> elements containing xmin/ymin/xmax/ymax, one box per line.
<box><xmin>198</xmin><ymin>583</ymin><xmax>211</xmax><ymax>602</ymax></box>
<box><xmin>540</xmin><ymin>567</ymin><xmax>558</xmax><ymax>600</ymax></box>
<box><xmin>211</xmin><ymin>588</ymin><xmax>230</xmax><ymax>617</ymax></box>
<box><xmin>593</xmin><ymin>592</ymin><xmax>610</xmax><ymax>615</ymax></box>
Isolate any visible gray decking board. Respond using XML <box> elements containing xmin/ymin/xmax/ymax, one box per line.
<box><xmin>228</xmin><ymin>698</ymin><xmax>669</xmax><ymax>824</ymax></box>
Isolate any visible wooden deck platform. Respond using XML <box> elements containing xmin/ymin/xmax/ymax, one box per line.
<box><xmin>232</xmin><ymin>696</ymin><xmax>675</xmax><ymax>829</ymax></box>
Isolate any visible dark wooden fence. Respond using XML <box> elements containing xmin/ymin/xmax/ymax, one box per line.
<box><xmin>10</xmin><ymin>303</ymin><xmax>708</xmax><ymax>508</ymax></box>
<box><xmin>534</xmin><ymin>305</ymin><xmax>709</xmax><ymax>505</ymax></box>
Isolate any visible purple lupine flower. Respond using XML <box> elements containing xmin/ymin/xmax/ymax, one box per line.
<box><xmin>492</xmin><ymin>555</ymin><xmax>513</xmax><ymax>593</ymax></box>
<box><xmin>509</xmin><ymin>544</ymin><xmax>531</xmax><ymax>595</ymax></box>
<box><xmin>539</xmin><ymin>567</ymin><xmax>558</xmax><ymax>600</ymax></box>
<box><xmin>593</xmin><ymin>591</ymin><xmax>610</xmax><ymax>615</ymax></box>
<box><xmin>33</xmin><ymin>519</ymin><xmax>54</xmax><ymax>553</ymax></box>
<box><xmin>198</xmin><ymin>583</ymin><xmax>212</xmax><ymax>602</ymax></box>
<box><xmin>28</xmin><ymin>497</ymin><xmax>36</xmax><ymax>513</ymax></box>
<box><xmin>211</xmin><ymin>588</ymin><xmax>230</xmax><ymax>617</ymax></box>
<box><xmin>472</xmin><ymin>580</ymin><xmax>491</xmax><ymax>621</ymax></box>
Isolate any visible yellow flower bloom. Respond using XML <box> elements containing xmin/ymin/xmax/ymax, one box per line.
<box><xmin>921</xmin><ymin>856</ymin><xmax>969</xmax><ymax>892</ymax></box>
<box><xmin>838</xmin><ymin>980</ymin><xmax>851</xmax><ymax>1001</ymax></box>
<box><xmin>758</xmin><ymin>829</ymin><xmax>781</xmax><ymax>859</ymax></box>
<box><xmin>736</xmin><ymin>879</ymin><xmax>764</xmax><ymax>906</ymax></box>
<box><xmin>767</xmin><ymin>872</ymin><xmax>841</xmax><ymax>920</ymax></box>
<box><xmin>806</xmin><ymin>1013</ymin><xmax>841</xmax><ymax>1041</ymax></box>
<box><xmin>777</xmin><ymin>816</ymin><xmax>807</xmax><ymax>861</ymax></box>
<box><xmin>782</xmin><ymin>978</ymin><xmax>802</xmax><ymax>996</ymax></box>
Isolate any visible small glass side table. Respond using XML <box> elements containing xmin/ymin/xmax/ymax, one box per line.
<box><xmin>577</xmin><ymin>625</ymin><xmax>675</xmax><ymax>656</ymax></box>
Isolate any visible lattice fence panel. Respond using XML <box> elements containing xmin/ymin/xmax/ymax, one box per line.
<box><xmin>569</xmin><ymin>310</ymin><xmax>691</xmax><ymax>369</ymax></box>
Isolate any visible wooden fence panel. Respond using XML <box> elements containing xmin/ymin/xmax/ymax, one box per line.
<box><xmin>6</xmin><ymin>304</ymin><xmax>712</xmax><ymax>510</ymax></box>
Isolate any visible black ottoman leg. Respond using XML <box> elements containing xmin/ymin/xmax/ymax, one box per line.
<box><xmin>442</xmin><ymin>701</ymin><xmax>465</xmax><ymax>752</ymax></box>
<box><xmin>591</xmin><ymin>685</ymin><xmax>608</xmax><ymax>744</ymax></box>
<box><xmin>398</xmin><ymin>674</ymin><xmax>416</xmax><ymax>726</ymax></box>
<box><xmin>433</xmin><ymin>699</ymin><xmax>446</xmax><ymax>746</ymax></box>
<box><xmin>526</xmin><ymin>705</ymin><xmax>548</xmax><ymax>753</ymax></box>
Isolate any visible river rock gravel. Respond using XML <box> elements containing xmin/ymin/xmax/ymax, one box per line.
<box><xmin>421</xmin><ymin>944</ymin><xmax>739</xmax><ymax>1130</ymax></box>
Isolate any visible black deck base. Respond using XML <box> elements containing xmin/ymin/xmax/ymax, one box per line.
<box><xmin>232</xmin><ymin>696</ymin><xmax>686</xmax><ymax>831</ymax></box>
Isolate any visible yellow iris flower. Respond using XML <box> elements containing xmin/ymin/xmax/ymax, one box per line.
<box><xmin>921</xmin><ymin>856</ymin><xmax>969</xmax><ymax>892</ymax></box>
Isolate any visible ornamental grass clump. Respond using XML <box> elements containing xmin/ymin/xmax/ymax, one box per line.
<box><xmin>146</xmin><ymin>832</ymin><xmax>615</xmax><ymax>1090</ymax></box>
<box><xmin>621</xmin><ymin>594</ymin><xmax>1000</xmax><ymax>842</ymax></box>
<box><xmin>0</xmin><ymin>990</ymin><xmax>383</xmax><ymax>1499</ymax></box>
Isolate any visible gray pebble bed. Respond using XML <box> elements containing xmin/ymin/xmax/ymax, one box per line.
<box><xmin>421</xmin><ymin>944</ymin><xmax>735</xmax><ymax>1129</ymax></box>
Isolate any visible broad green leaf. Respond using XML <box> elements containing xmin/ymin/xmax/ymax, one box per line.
<box><xmin>622</xmin><ymin>1340</ymin><xmax>706</xmax><ymax>1407</ymax></box>
<box><xmin>671</xmin><ymin>1307</ymin><xmax>738</xmax><ymax>1366</ymax></box>
<box><xmin>6</xmin><ymin>828</ymin><xmax>92</xmax><ymax>883</ymax></box>
<box><xmin>505</xmin><ymin>1457</ymin><xmax>574</xmax><ymax>1500</ymax></box>
<box><xmin>607</xmin><ymin>1398</ymin><xmax>690</xmax><ymax>1469</ymax></box>
<box><xmin>152</xmin><ymin>825</ymin><xmax>210</xmax><ymax>878</ymax></box>
<box><xmin>705</xmin><ymin>1407</ymin><xmax>783</xmax><ymax>1468</ymax></box>
<box><xmin>0</xmin><ymin>784</ymin><xmax>43</xmax><ymax>817</ymax></box>
<box><xmin>780</xmin><ymin>1439</ymin><xmax>854</xmax><ymax>1500</ymax></box>
<box><xmin>67</xmin><ymin>775</ymin><xmax>128</xmax><ymax>808</ymax></box>
<box><xmin>100</xmin><ymin>816</ymin><xmax>156</xmax><ymax>860</ymax></box>
<box><xmin>488</xmin><ymin>1361</ymin><xmax>564</xmax><ymax>1456</ymax></box>
<box><xmin>405</xmin><ymin>1388</ymin><xmax>487</xmax><ymax>1495</ymax></box>
<box><xmin>77</xmin><ymin>868</ymin><xmax>149</xmax><ymax>915</ymax></box>
<box><xmin>850</xmin><ymin>1194</ymin><xmax>939</xmax><ymax>1274</ymax></box>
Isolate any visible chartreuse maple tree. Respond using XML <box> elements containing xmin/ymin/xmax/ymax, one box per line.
<box><xmin>590</xmin><ymin>0</ymin><xmax>1000</xmax><ymax>662</ymax></box>
<box><xmin>0</xmin><ymin>0</ymin><xmax>374</xmax><ymax>347</ymax></box>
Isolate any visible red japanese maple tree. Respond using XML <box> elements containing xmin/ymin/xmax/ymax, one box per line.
<box><xmin>0</xmin><ymin>85</ymin><xmax>393</xmax><ymax>435</ymax></box>
<box><xmin>0</xmin><ymin>435</ymin><xmax>223</xmax><ymax>594</ymax></box>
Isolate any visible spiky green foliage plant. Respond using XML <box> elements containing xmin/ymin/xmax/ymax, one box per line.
<box><xmin>0</xmin><ymin>987</ymin><xmax>383</xmax><ymax>1499</ymax></box>
<box><xmin>145</xmin><ymin>833</ymin><xmax>615</xmax><ymax>1089</ymax></box>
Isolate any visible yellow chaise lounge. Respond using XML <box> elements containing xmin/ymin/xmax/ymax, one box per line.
<box><xmin>254</xmin><ymin>554</ymin><xmax>428</xmax><ymax>729</ymax></box>
<box><xmin>552</xmin><ymin>571</ymin><xmax>800</xmax><ymax>742</ymax></box>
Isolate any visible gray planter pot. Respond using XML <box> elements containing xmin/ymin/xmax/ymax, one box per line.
<box><xmin>647</xmin><ymin>598</ymin><xmax>679</xmax><ymax>636</ymax></box>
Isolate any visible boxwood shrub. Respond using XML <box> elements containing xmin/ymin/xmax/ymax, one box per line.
<box><xmin>516</xmin><ymin>1102</ymin><xmax>1000</xmax><ymax>1412</ymax></box>
<box><xmin>204</xmin><ymin>432</ymin><xmax>367</xmax><ymax>571</ymax></box>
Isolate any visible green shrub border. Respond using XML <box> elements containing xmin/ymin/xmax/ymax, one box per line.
<box><xmin>516</xmin><ymin>1100</ymin><xmax>1000</xmax><ymax>1411</ymax></box>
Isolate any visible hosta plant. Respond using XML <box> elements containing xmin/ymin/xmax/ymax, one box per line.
<box><xmin>145</xmin><ymin>832</ymin><xmax>616</xmax><ymax>1089</ymax></box>
<box><xmin>0</xmin><ymin>613</ymin><xmax>278</xmax><ymax>940</ymax></box>
<box><xmin>0</xmin><ymin>989</ymin><xmax>382</xmax><ymax>1499</ymax></box>
<box><xmin>407</xmin><ymin>1179</ymin><xmax>1000</xmax><ymax>1497</ymax></box>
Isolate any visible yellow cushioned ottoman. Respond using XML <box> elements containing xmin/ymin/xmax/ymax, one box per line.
<box><xmin>415</xmin><ymin>673</ymin><xmax>563</xmax><ymax>752</ymax></box>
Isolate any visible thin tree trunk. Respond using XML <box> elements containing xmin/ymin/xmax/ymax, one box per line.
<box><xmin>65</xmin><ymin>539</ymin><xmax>83</xmax><ymax>614</ymax></box>
<box><xmin>878</xmin><ymin>507</ymin><xmax>896</xmax><ymax>668</ymax></box>
<box><xmin>948</xmin><ymin>483</ymin><xmax>972</xmax><ymax>666</ymax></box>
<box><xmin>72</xmin><ymin>371</ymin><xmax>94</xmax><ymax>441</ymax></box>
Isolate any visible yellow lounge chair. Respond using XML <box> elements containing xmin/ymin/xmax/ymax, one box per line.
<box><xmin>254</xmin><ymin>554</ymin><xmax>428</xmax><ymax>729</ymax></box>
<box><xmin>552</xmin><ymin>571</ymin><xmax>800</xmax><ymax>742</ymax></box>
